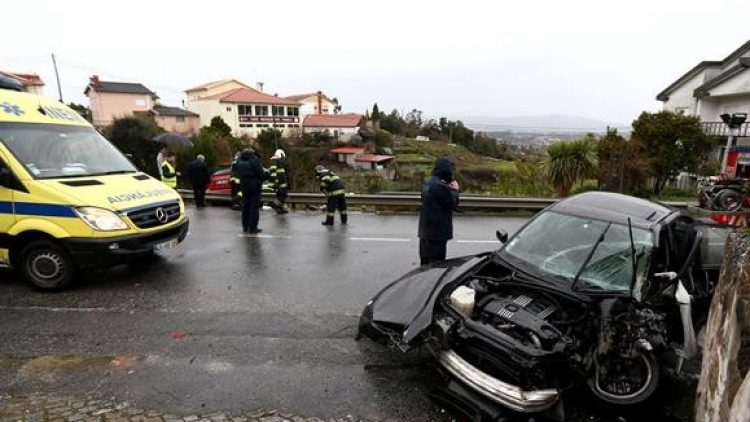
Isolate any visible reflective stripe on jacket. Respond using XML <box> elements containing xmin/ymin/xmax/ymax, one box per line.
<box><xmin>161</xmin><ymin>161</ymin><xmax>177</xmax><ymax>188</ymax></box>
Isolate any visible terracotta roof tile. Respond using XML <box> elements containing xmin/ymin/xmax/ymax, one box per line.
<box><xmin>303</xmin><ymin>113</ymin><xmax>364</xmax><ymax>128</ymax></box>
<box><xmin>0</xmin><ymin>71</ymin><xmax>44</xmax><ymax>87</ymax></box>
<box><xmin>201</xmin><ymin>88</ymin><xmax>301</xmax><ymax>105</ymax></box>
<box><xmin>330</xmin><ymin>147</ymin><xmax>365</xmax><ymax>154</ymax></box>
<box><xmin>355</xmin><ymin>154</ymin><xmax>395</xmax><ymax>163</ymax></box>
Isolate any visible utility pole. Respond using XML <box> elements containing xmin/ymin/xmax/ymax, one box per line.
<box><xmin>51</xmin><ymin>53</ymin><xmax>63</xmax><ymax>102</ymax></box>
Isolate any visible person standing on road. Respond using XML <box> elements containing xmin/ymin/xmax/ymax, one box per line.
<box><xmin>156</xmin><ymin>144</ymin><xmax>169</xmax><ymax>178</ymax></box>
<box><xmin>161</xmin><ymin>154</ymin><xmax>178</xmax><ymax>189</ymax></box>
<box><xmin>269</xmin><ymin>149</ymin><xmax>289</xmax><ymax>214</ymax></box>
<box><xmin>236</xmin><ymin>148</ymin><xmax>267</xmax><ymax>234</ymax></box>
<box><xmin>316</xmin><ymin>165</ymin><xmax>347</xmax><ymax>226</ymax></box>
<box><xmin>187</xmin><ymin>154</ymin><xmax>210</xmax><ymax>207</ymax></box>
<box><xmin>230</xmin><ymin>151</ymin><xmax>242</xmax><ymax>209</ymax></box>
<box><xmin>418</xmin><ymin>157</ymin><xmax>459</xmax><ymax>265</ymax></box>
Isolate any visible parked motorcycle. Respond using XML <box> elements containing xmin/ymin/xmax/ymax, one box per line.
<box><xmin>697</xmin><ymin>176</ymin><xmax>747</xmax><ymax>211</ymax></box>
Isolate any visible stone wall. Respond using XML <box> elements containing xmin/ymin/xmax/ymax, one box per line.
<box><xmin>695</xmin><ymin>233</ymin><xmax>750</xmax><ymax>422</ymax></box>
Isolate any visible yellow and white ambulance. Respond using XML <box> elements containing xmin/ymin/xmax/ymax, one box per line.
<box><xmin>0</xmin><ymin>77</ymin><xmax>188</xmax><ymax>290</ymax></box>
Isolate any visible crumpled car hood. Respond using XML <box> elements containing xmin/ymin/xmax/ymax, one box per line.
<box><xmin>360</xmin><ymin>255</ymin><xmax>486</xmax><ymax>351</ymax></box>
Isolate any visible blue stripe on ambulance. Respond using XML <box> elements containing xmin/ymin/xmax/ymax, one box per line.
<box><xmin>0</xmin><ymin>201</ymin><xmax>76</xmax><ymax>217</ymax></box>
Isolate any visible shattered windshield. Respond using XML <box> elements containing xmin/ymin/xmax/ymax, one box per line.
<box><xmin>0</xmin><ymin>123</ymin><xmax>136</xmax><ymax>179</ymax></box>
<box><xmin>500</xmin><ymin>211</ymin><xmax>653</xmax><ymax>291</ymax></box>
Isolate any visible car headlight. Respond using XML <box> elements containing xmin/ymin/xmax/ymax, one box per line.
<box><xmin>75</xmin><ymin>207</ymin><xmax>128</xmax><ymax>231</ymax></box>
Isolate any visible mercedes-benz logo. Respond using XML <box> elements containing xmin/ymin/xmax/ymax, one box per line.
<box><xmin>155</xmin><ymin>207</ymin><xmax>169</xmax><ymax>224</ymax></box>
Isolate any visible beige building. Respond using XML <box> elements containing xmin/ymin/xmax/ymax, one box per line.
<box><xmin>0</xmin><ymin>71</ymin><xmax>45</xmax><ymax>95</ymax></box>
<box><xmin>185</xmin><ymin>79</ymin><xmax>255</xmax><ymax>102</ymax></box>
<box><xmin>186</xmin><ymin>84</ymin><xmax>302</xmax><ymax>137</ymax></box>
<box><xmin>285</xmin><ymin>91</ymin><xmax>335</xmax><ymax>117</ymax></box>
<box><xmin>85</xmin><ymin>75</ymin><xmax>157</xmax><ymax>127</ymax></box>
<box><xmin>149</xmin><ymin>105</ymin><xmax>200</xmax><ymax>136</ymax></box>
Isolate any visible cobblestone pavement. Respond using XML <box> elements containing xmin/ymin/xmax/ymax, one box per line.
<box><xmin>0</xmin><ymin>393</ymin><xmax>377</xmax><ymax>422</ymax></box>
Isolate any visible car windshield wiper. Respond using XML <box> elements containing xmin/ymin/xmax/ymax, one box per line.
<box><xmin>571</xmin><ymin>222</ymin><xmax>611</xmax><ymax>292</ymax></box>
<box><xmin>94</xmin><ymin>170</ymin><xmax>137</xmax><ymax>176</ymax></box>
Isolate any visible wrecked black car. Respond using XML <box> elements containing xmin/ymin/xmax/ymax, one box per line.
<box><xmin>359</xmin><ymin>192</ymin><xmax>731</xmax><ymax>418</ymax></box>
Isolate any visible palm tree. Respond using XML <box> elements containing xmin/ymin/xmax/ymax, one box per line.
<box><xmin>545</xmin><ymin>135</ymin><xmax>598</xmax><ymax>196</ymax></box>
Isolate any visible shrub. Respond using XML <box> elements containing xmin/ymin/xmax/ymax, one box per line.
<box><xmin>104</xmin><ymin>116</ymin><xmax>163</xmax><ymax>177</ymax></box>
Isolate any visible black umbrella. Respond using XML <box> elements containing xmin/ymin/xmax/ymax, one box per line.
<box><xmin>152</xmin><ymin>133</ymin><xmax>193</xmax><ymax>149</ymax></box>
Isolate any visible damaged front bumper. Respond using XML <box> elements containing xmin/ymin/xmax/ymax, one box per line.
<box><xmin>438</xmin><ymin>349</ymin><xmax>560</xmax><ymax>413</ymax></box>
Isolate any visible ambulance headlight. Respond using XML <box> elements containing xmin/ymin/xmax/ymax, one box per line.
<box><xmin>75</xmin><ymin>207</ymin><xmax>128</xmax><ymax>231</ymax></box>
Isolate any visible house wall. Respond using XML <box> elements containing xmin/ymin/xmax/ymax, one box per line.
<box><xmin>23</xmin><ymin>85</ymin><xmax>44</xmax><ymax>96</ymax></box>
<box><xmin>186</xmin><ymin>81</ymin><xmax>250</xmax><ymax>101</ymax></box>
<box><xmin>299</xmin><ymin>97</ymin><xmax>333</xmax><ymax>117</ymax></box>
<box><xmin>88</xmin><ymin>91</ymin><xmax>154</xmax><ymax>127</ymax></box>
<box><xmin>663</xmin><ymin>70</ymin><xmax>712</xmax><ymax>116</ymax></box>
<box><xmin>154</xmin><ymin>115</ymin><xmax>200</xmax><ymax>136</ymax></box>
<box><xmin>698</xmin><ymin>94</ymin><xmax>750</xmax><ymax>122</ymax></box>
<box><xmin>304</xmin><ymin>126</ymin><xmax>360</xmax><ymax>143</ymax></box>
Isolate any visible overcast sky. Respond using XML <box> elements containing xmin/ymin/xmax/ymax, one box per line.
<box><xmin>2</xmin><ymin>0</ymin><xmax>748</xmax><ymax>126</ymax></box>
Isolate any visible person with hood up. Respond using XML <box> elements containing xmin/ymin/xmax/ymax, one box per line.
<box><xmin>235</xmin><ymin>148</ymin><xmax>267</xmax><ymax>233</ymax></box>
<box><xmin>187</xmin><ymin>154</ymin><xmax>210</xmax><ymax>207</ymax></box>
<box><xmin>268</xmin><ymin>149</ymin><xmax>289</xmax><ymax>214</ymax></box>
<box><xmin>418</xmin><ymin>157</ymin><xmax>460</xmax><ymax>265</ymax></box>
<box><xmin>315</xmin><ymin>165</ymin><xmax>347</xmax><ymax>226</ymax></box>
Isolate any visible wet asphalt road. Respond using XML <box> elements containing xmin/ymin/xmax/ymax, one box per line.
<box><xmin>0</xmin><ymin>206</ymin><xmax>529</xmax><ymax>420</ymax></box>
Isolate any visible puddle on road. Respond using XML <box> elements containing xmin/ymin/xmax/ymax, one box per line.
<box><xmin>0</xmin><ymin>355</ymin><xmax>148</xmax><ymax>384</ymax></box>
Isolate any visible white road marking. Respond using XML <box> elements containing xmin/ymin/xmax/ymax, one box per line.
<box><xmin>0</xmin><ymin>306</ymin><xmax>107</xmax><ymax>312</ymax></box>
<box><xmin>349</xmin><ymin>237</ymin><xmax>411</xmax><ymax>242</ymax></box>
<box><xmin>456</xmin><ymin>240</ymin><xmax>499</xmax><ymax>244</ymax></box>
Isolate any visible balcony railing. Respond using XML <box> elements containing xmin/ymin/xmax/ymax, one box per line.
<box><xmin>702</xmin><ymin>122</ymin><xmax>750</xmax><ymax>137</ymax></box>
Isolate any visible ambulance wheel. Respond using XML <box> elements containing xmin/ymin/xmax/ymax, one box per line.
<box><xmin>19</xmin><ymin>241</ymin><xmax>76</xmax><ymax>291</ymax></box>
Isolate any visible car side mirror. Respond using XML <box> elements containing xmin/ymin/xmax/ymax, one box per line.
<box><xmin>496</xmin><ymin>229</ymin><xmax>509</xmax><ymax>243</ymax></box>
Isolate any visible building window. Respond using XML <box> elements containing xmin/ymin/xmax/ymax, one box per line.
<box><xmin>176</xmin><ymin>116</ymin><xmax>185</xmax><ymax>122</ymax></box>
<box><xmin>226</xmin><ymin>106</ymin><xmax>232</xmax><ymax>112</ymax></box>
<box><xmin>238</xmin><ymin>105</ymin><xmax>253</xmax><ymax>115</ymax></box>
<box><xmin>272</xmin><ymin>105</ymin><xmax>285</xmax><ymax>116</ymax></box>
<box><xmin>286</xmin><ymin>107</ymin><xmax>299</xmax><ymax>117</ymax></box>
<box><xmin>240</xmin><ymin>123</ymin><xmax>254</xmax><ymax>128</ymax></box>
<box><xmin>257</xmin><ymin>124</ymin><xmax>270</xmax><ymax>128</ymax></box>
<box><xmin>255</xmin><ymin>105</ymin><xmax>269</xmax><ymax>116</ymax></box>
<box><xmin>273</xmin><ymin>124</ymin><xmax>285</xmax><ymax>128</ymax></box>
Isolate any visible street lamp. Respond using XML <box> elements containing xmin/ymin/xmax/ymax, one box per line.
<box><xmin>720</xmin><ymin>113</ymin><xmax>747</xmax><ymax>174</ymax></box>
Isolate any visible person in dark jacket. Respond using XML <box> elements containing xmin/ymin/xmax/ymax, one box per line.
<box><xmin>235</xmin><ymin>148</ymin><xmax>267</xmax><ymax>233</ymax></box>
<box><xmin>269</xmin><ymin>149</ymin><xmax>289</xmax><ymax>214</ymax></box>
<box><xmin>316</xmin><ymin>165</ymin><xmax>347</xmax><ymax>226</ymax></box>
<box><xmin>418</xmin><ymin>157</ymin><xmax>460</xmax><ymax>265</ymax></box>
<box><xmin>187</xmin><ymin>154</ymin><xmax>210</xmax><ymax>207</ymax></box>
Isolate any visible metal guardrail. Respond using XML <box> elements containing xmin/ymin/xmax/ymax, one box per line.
<box><xmin>179</xmin><ymin>189</ymin><xmax>694</xmax><ymax>211</ymax></box>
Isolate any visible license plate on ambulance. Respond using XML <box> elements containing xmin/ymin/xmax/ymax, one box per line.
<box><xmin>154</xmin><ymin>239</ymin><xmax>178</xmax><ymax>255</ymax></box>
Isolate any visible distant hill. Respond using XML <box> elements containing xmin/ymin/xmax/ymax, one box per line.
<box><xmin>462</xmin><ymin>114</ymin><xmax>628</xmax><ymax>134</ymax></box>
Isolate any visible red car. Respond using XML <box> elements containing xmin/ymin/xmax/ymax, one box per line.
<box><xmin>206</xmin><ymin>164</ymin><xmax>232</xmax><ymax>196</ymax></box>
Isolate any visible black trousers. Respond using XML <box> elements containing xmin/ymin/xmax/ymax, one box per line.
<box><xmin>272</xmin><ymin>188</ymin><xmax>288</xmax><ymax>211</ymax></box>
<box><xmin>325</xmin><ymin>194</ymin><xmax>348</xmax><ymax>223</ymax></box>
<box><xmin>193</xmin><ymin>188</ymin><xmax>206</xmax><ymax>207</ymax></box>
<box><xmin>241</xmin><ymin>191</ymin><xmax>261</xmax><ymax>232</ymax></box>
<box><xmin>419</xmin><ymin>238</ymin><xmax>447</xmax><ymax>266</ymax></box>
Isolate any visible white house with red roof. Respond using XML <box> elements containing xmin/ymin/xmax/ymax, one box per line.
<box><xmin>186</xmin><ymin>82</ymin><xmax>302</xmax><ymax>137</ymax></box>
<box><xmin>285</xmin><ymin>91</ymin><xmax>335</xmax><ymax>117</ymax></box>
<box><xmin>303</xmin><ymin>113</ymin><xmax>365</xmax><ymax>143</ymax></box>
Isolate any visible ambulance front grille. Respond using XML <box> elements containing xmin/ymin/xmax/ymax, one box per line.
<box><xmin>126</xmin><ymin>201</ymin><xmax>181</xmax><ymax>229</ymax></box>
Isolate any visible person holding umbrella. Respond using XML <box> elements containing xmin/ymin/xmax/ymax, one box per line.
<box><xmin>187</xmin><ymin>154</ymin><xmax>210</xmax><ymax>207</ymax></box>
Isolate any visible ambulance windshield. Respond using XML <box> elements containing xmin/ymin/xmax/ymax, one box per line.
<box><xmin>0</xmin><ymin>123</ymin><xmax>137</xmax><ymax>179</ymax></box>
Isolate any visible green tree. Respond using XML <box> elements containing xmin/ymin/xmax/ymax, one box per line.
<box><xmin>104</xmin><ymin>116</ymin><xmax>163</xmax><ymax>177</ymax></box>
<box><xmin>630</xmin><ymin>111</ymin><xmax>714</xmax><ymax>194</ymax></box>
<box><xmin>209</xmin><ymin>116</ymin><xmax>232</xmax><ymax>137</ymax></box>
<box><xmin>545</xmin><ymin>135</ymin><xmax>598</xmax><ymax>197</ymax></box>
<box><xmin>371</xmin><ymin>103</ymin><xmax>381</xmax><ymax>121</ymax></box>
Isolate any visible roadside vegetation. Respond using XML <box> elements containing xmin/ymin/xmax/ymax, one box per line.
<box><xmin>105</xmin><ymin>109</ymin><xmax>715</xmax><ymax>201</ymax></box>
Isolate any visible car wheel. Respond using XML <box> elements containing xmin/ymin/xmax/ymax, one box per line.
<box><xmin>587</xmin><ymin>350</ymin><xmax>660</xmax><ymax>405</ymax></box>
<box><xmin>19</xmin><ymin>240</ymin><xmax>77</xmax><ymax>291</ymax></box>
<box><xmin>717</xmin><ymin>189</ymin><xmax>744</xmax><ymax>212</ymax></box>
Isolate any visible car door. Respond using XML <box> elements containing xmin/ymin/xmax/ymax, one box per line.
<box><xmin>0</xmin><ymin>156</ymin><xmax>16</xmax><ymax>267</ymax></box>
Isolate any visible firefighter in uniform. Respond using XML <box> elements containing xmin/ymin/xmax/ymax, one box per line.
<box><xmin>161</xmin><ymin>154</ymin><xmax>178</xmax><ymax>189</ymax></box>
<box><xmin>315</xmin><ymin>165</ymin><xmax>347</xmax><ymax>225</ymax></box>
<box><xmin>268</xmin><ymin>149</ymin><xmax>289</xmax><ymax>214</ymax></box>
<box><xmin>230</xmin><ymin>151</ymin><xmax>241</xmax><ymax>209</ymax></box>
